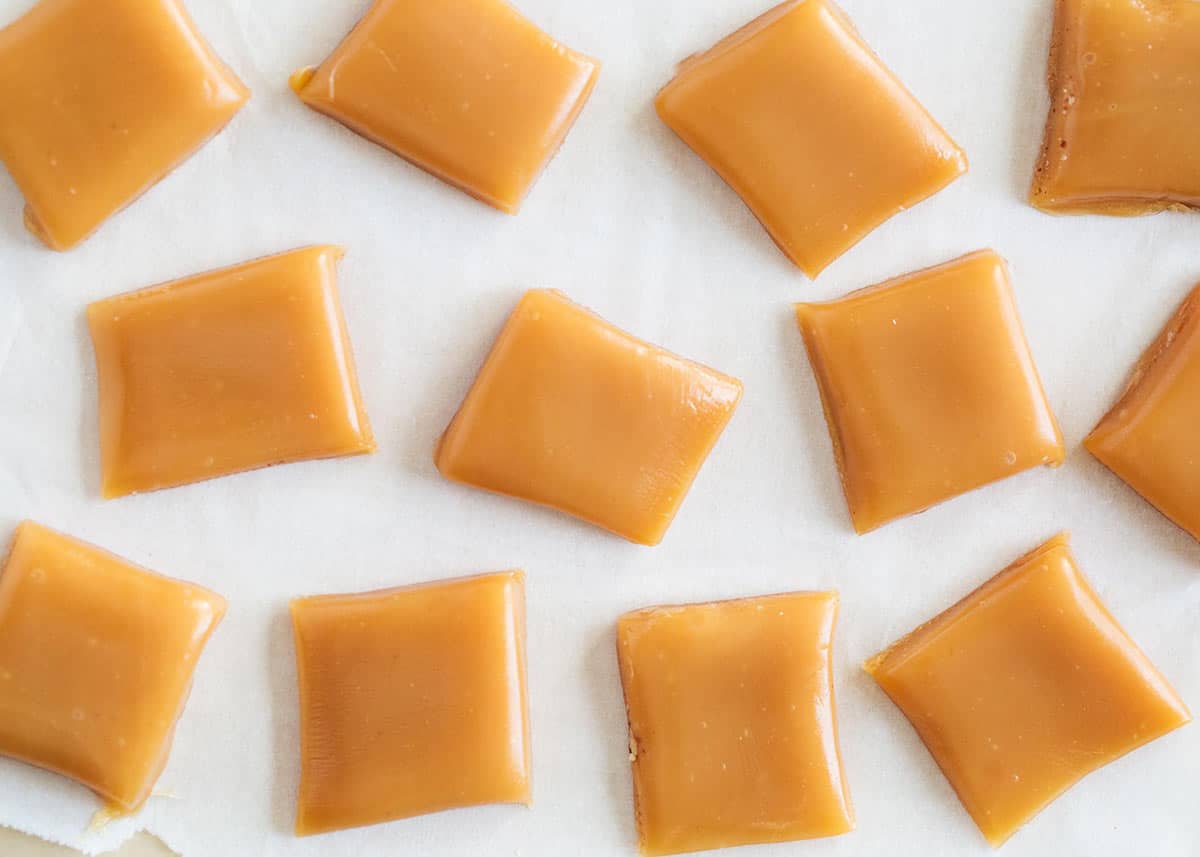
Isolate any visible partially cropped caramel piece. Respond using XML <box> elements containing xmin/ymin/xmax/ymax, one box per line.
<box><xmin>0</xmin><ymin>521</ymin><xmax>226</xmax><ymax>816</ymax></box>
<box><xmin>617</xmin><ymin>592</ymin><xmax>853</xmax><ymax>856</ymax></box>
<box><xmin>291</xmin><ymin>571</ymin><xmax>530</xmax><ymax>835</ymax></box>
<box><xmin>1031</xmin><ymin>0</ymin><xmax>1200</xmax><ymax>214</ymax></box>
<box><xmin>656</xmin><ymin>0</ymin><xmax>966</xmax><ymax>277</ymax></box>
<box><xmin>0</xmin><ymin>0</ymin><xmax>248</xmax><ymax>250</ymax></box>
<box><xmin>1086</xmin><ymin>282</ymin><xmax>1200</xmax><ymax>541</ymax></box>
<box><xmin>867</xmin><ymin>534</ymin><xmax>1190</xmax><ymax>846</ymax></box>
<box><xmin>291</xmin><ymin>0</ymin><xmax>599</xmax><ymax>214</ymax></box>
<box><xmin>436</xmin><ymin>289</ymin><xmax>742</xmax><ymax>546</ymax></box>
<box><xmin>87</xmin><ymin>246</ymin><xmax>375</xmax><ymax>498</ymax></box>
<box><xmin>795</xmin><ymin>250</ymin><xmax>1064</xmax><ymax>533</ymax></box>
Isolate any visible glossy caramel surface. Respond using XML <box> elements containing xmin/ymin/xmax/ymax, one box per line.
<box><xmin>617</xmin><ymin>592</ymin><xmax>852</xmax><ymax>856</ymax></box>
<box><xmin>1031</xmin><ymin>0</ymin><xmax>1200</xmax><ymax>214</ymax></box>
<box><xmin>867</xmin><ymin>534</ymin><xmax>1190</xmax><ymax>846</ymax></box>
<box><xmin>435</xmin><ymin>289</ymin><xmax>743</xmax><ymax>546</ymax></box>
<box><xmin>87</xmin><ymin>246</ymin><xmax>375</xmax><ymax>498</ymax></box>
<box><xmin>795</xmin><ymin>250</ymin><xmax>1064</xmax><ymax>533</ymax></box>
<box><xmin>656</xmin><ymin>0</ymin><xmax>966</xmax><ymax>277</ymax></box>
<box><xmin>292</xmin><ymin>0</ymin><xmax>599</xmax><ymax>214</ymax></box>
<box><xmin>0</xmin><ymin>522</ymin><xmax>225</xmax><ymax>815</ymax></box>
<box><xmin>1087</xmin><ymin>281</ymin><xmax>1200</xmax><ymax>541</ymax></box>
<box><xmin>0</xmin><ymin>0</ymin><xmax>248</xmax><ymax>250</ymax></box>
<box><xmin>291</xmin><ymin>572</ymin><xmax>530</xmax><ymax>835</ymax></box>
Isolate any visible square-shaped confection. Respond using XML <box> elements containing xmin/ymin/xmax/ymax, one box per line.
<box><xmin>291</xmin><ymin>571</ymin><xmax>530</xmax><ymax>835</ymax></box>
<box><xmin>1031</xmin><ymin>0</ymin><xmax>1200</xmax><ymax>215</ymax></box>
<box><xmin>1086</xmin><ymin>282</ymin><xmax>1200</xmax><ymax>541</ymax></box>
<box><xmin>656</xmin><ymin>0</ymin><xmax>966</xmax><ymax>278</ymax></box>
<box><xmin>795</xmin><ymin>250</ymin><xmax>1064</xmax><ymax>533</ymax></box>
<box><xmin>616</xmin><ymin>592</ymin><xmax>853</xmax><ymax>856</ymax></box>
<box><xmin>0</xmin><ymin>521</ymin><xmax>226</xmax><ymax>815</ymax></box>
<box><xmin>866</xmin><ymin>534</ymin><xmax>1190</xmax><ymax>846</ymax></box>
<box><xmin>87</xmin><ymin>246</ymin><xmax>375</xmax><ymax>498</ymax></box>
<box><xmin>435</xmin><ymin>289</ymin><xmax>743</xmax><ymax>546</ymax></box>
<box><xmin>0</xmin><ymin>0</ymin><xmax>248</xmax><ymax>250</ymax></box>
<box><xmin>291</xmin><ymin>0</ymin><xmax>599</xmax><ymax>214</ymax></box>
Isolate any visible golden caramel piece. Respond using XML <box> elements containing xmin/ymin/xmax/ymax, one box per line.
<box><xmin>656</xmin><ymin>0</ymin><xmax>966</xmax><ymax>277</ymax></box>
<box><xmin>616</xmin><ymin>592</ymin><xmax>853</xmax><ymax>856</ymax></box>
<box><xmin>291</xmin><ymin>571</ymin><xmax>530</xmax><ymax>835</ymax></box>
<box><xmin>435</xmin><ymin>289</ymin><xmax>742</xmax><ymax>546</ymax></box>
<box><xmin>291</xmin><ymin>0</ymin><xmax>599</xmax><ymax>214</ymax></box>
<box><xmin>0</xmin><ymin>0</ymin><xmax>248</xmax><ymax>250</ymax></box>
<box><xmin>1031</xmin><ymin>0</ymin><xmax>1200</xmax><ymax>215</ymax></box>
<box><xmin>87</xmin><ymin>246</ymin><xmax>375</xmax><ymax>498</ymax></box>
<box><xmin>795</xmin><ymin>250</ymin><xmax>1064</xmax><ymax>533</ymax></box>
<box><xmin>866</xmin><ymin>534</ymin><xmax>1190</xmax><ymax>846</ymax></box>
<box><xmin>0</xmin><ymin>521</ymin><xmax>226</xmax><ymax>817</ymax></box>
<box><xmin>1086</xmin><ymin>282</ymin><xmax>1200</xmax><ymax>541</ymax></box>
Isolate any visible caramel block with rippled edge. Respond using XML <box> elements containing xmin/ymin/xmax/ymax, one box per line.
<box><xmin>0</xmin><ymin>0</ymin><xmax>248</xmax><ymax>250</ymax></box>
<box><xmin>795</xmin><ymin>250</ymin><xmax>1064</xmax><ymax>534</ymax></box>
<box><xmin>616</xmin><ymin>592</ymin><xmax>852</xmax><ymax>856</ymax></box>
<box><xmin>291</xmin><ymin>0</ymin><xmax>598</xmax><ymax>214</ymax></box>
<box><xmin>87</xmin><ymin>246</ymin><xmax>375</xmax><ymax>498</ymax></box>
<box><xmin>291</xmin><ymin>571</ymin><xmax>530</xmax><ymax>835</ymax></box>
<box><xmin>435</xmin><ymin>289</ymin><xmax>743</xmax><ymax>546</ymax></box>
<box><xmin>1031</xmin><ymin>0</ymin><xmax>1200</xmax><ymax>215</ymax></box>
<box><xmin>0</xmin><ymin>521</ymin><xmax>226</xmax><ymax>817</ymax></box>
<box><xmin>866</xmin><ymin>534</ymin><xmax>1190</xmax><ymax>846</ymax></box>
<box><xmin>655</xmin><ymin>0</ymin><xmax>966</xmax><ymax>277</ymax></box>
<box><xmin>1086</xmin><ymin>282</ymin><xmax>1200</xmax><ymax>541</ymax></box>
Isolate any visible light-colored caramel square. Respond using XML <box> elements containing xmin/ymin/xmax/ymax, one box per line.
<box><xmin>291</xmin><ymin>571</ymin><xmax>531</xmax><ymax>835</ymax></box>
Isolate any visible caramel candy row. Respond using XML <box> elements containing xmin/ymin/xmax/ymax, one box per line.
<box><xmin>1</xmin><ymin>523</ymin><xmax>1184</xmax><ymax>851</ymax></box>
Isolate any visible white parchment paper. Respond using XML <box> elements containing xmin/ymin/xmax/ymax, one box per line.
<box><xmin>0</xmin><ymin>0</ymin><xmax>1198</xmax><ymax>854</ymax></box>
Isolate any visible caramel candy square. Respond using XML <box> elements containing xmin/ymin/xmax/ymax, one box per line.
<box><xmin>1086</xmin><ymin>282</ymin><xmax>1200</xmax><ymax>541</ymax></box>
<box><xmin>0</xmin><ymin>521</ymin><xmax>226</xmax><ymax>816</ymax></box>
<box><xmin>1031</xmin><ymin>0</ymin><xmax>1200</xmax><ymax>215</ymax></box>
<box><xmin>0</xmin><ymin>0</ymin><xmax>249</xmax><ymax>250</ymax></box>
<box><xmin>291</xmin><ymin>571</ymin><xmax>531</xmax><ymax>835</ymax></box>
<box><xmin>866</xmin><ymin>534</ymin><xmax>1190</xmax><ymax>846</ymax></box>
<box><xmin>656</xmin><ymin>0</ymin><xmax>966</xmax><ymax>277</ymax></box>
<box><xmin>435</xmin><ymin>289</ymin><xmax>742</xmax><ymax>546</ymax></box>
<box><xmin>291</xmin><ymin>0</ymin><xmax>599</xmax><ymax>214</ymax></box>
<box><xmin>795</xmin><ymin>250</ymin><xmax>1064</xmax><ymax>533</ymax></box>
<box><xmin>616</xmin><ymin>592</ymin><xmax>853</xmax><ymax>856</ymax></box>
<box><xmin>87</xmin><ymin>246</ymin><xmax>375</xmax><ymax>498</ymax></box>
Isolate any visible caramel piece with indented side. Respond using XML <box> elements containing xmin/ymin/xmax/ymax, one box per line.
<box><xmin>87</xmin><ymin>246</ymin><xmax>375</xmax><ymax>498</ymax></box>
<box><xmin>1031</xmin><ymin>0</ymin><xmax>1200</xmax><ymax>215</ymax></box>
<box><xmin>1086</xmin><ymin>281</ymin><xmax>1200</xmax><ymax>541</ymax></box>
<box><xmin>291</xmin><ymin>571</ymin><xmax>530</xmax><ymax>835</ymax></box>
<box><xmin>435</xmin><ymin>289</ymin><xmax>743</xmax><ymax>546</ymax></box>
<box><xmin>0</xmin><ymin>0</ymin><xmax>248</xmax><ymax>250</ymax></box>
<box><xmin>656</xmin><ymin>0</ymin><xmax>966</xmax><ymax>277</ymax></box>
<box><xmin>866</xmin><ymin>534</ymin><xmax>1190</xmax><ymax>846</ymax></box>
<box><xmin>617</xmin><ymin>591</ymin><xmax>853</xmax><ymax>856</ymax></box>
<box><xmin>291</xmin><ymin>0</ymin><xmax>599</xmax><ymax>214</ymax></box>
<box><xmin>795</xmin><ymin>250</ymin><xmax>1064</xmax><ymax>533</ymax></box>
<box><xmin>0</xmin><ymin>521</ymin><xmax>226</xmax><ymax>817</ymax></box>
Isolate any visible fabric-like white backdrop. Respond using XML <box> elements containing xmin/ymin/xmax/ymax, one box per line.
<box><xmin>0</xmin><ymin>0</ymin><xmax>1197</xmax><ymax>854</ymax></box>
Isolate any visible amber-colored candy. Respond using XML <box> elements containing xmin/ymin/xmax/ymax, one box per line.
<box><xmin>656</xmin><ymin>0</ymin><xmax>966</xmax><ymax>277</ymax></box>
<box><xmin>435</xmin><ymin>289</ymin><xmax>742</xmax><ymax>546</ymax></box>
<box><xmin>0</xmin><ymin>521</ymin><xmax>226</xmax><ymax>816</ymax></box>
<box><xmin>867</xmin><ymin>534</ymin><xmax>1190</xmax><ymax>846</ymax></box>
<box><xmin>0</xmin><ymin>0</ymin><xmax>248</xmax><ymax>250</ymax></box>
<box><xmin>616</xmin><ymin>592</ymin><xmax>853</xmax><ymax>856</ymax></box>
<box><xmin>87</xmin><ymin>246</ymin><xmax>375</xmax><ymax>498</ymax></box>
<box><xmin>795</xmin><ymin>250</ymin><xmax>1064</xmax><ymax>533</ymax></box>
<box><xmin>1031</xmin><ymin>0</ymin><xmax>1200</xmax><ymax>214</ymax></box>
<box><xmin>291</xmin><ymin>0</ymin><xmax>599</xmax><ymax>214</ymax></box>
<box><xmin>291</xmin><ymin>571</ymin><xmax>530</xmax><ymax>835</ymax></box>
<box><xmin>1086</xmin><ymin>282</ymin><xmax>1200</xmax><ymax>541</ymax></box>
